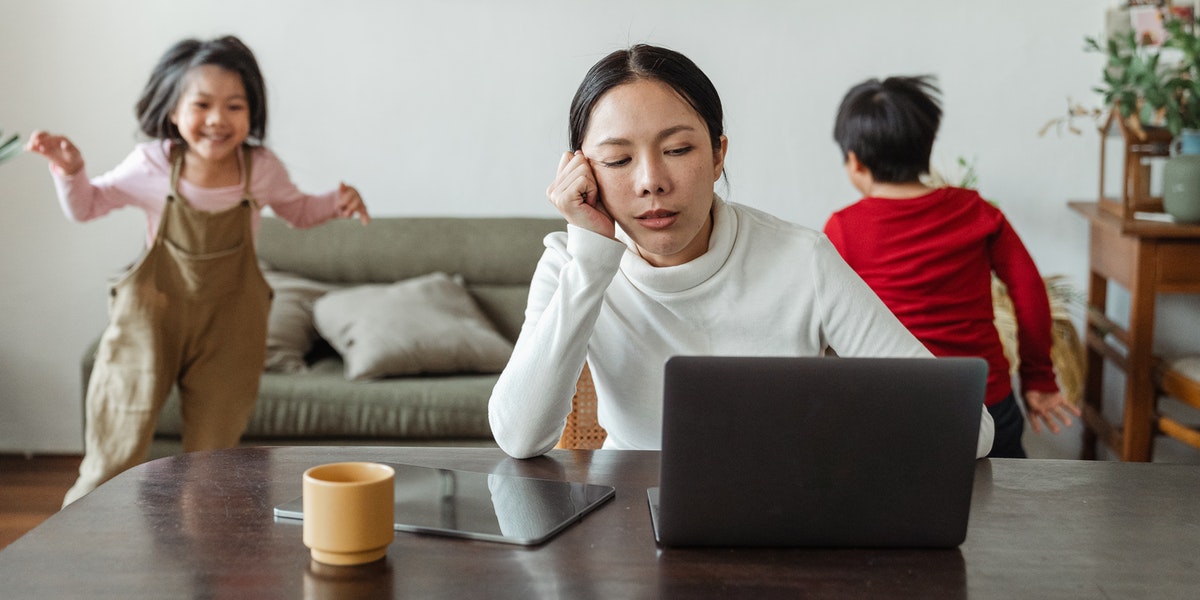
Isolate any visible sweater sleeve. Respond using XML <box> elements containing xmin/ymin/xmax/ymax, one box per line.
<box><xmin>812</xmin><ymin>235</ymin><xmax>995</xmax><ymax>458</ymax></box>
<box><xmin>49</xmin><ymin>148</ymin><xmax>158</xmax><ymax>223</ymax></box>
<box><xmin>990</xmin><ymin>217</ymin><xmax>1058</xmax><ymax>395</ymax></box>
<box><xmin>488</xmin><ymin>226</ymin><xmax>626</xmax><ymax>459</ymax></box>
<box><xmin>251</xmin><ymin>148</ymin><xmax>340</xmax><ymax>228</ymax></box>
<box><xmin>813</xmin><ymin>235</ymin><xmax>929</xmax><ymax>359</ymax></box>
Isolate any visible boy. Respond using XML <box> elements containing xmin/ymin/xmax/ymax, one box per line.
<box><xmin>823</xmin><ymin>75</ymin><xmax>1079</xmax><ymax>458</ymax></box>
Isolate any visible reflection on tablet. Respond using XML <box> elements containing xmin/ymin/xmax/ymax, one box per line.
<box><xmin>274</xmin><ymin>463</ymin><xmax>615</xmax><ymax>546</ymax></box>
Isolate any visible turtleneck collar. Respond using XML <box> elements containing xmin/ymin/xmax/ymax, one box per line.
<box><xmin>614</xmin><ymin>195</ymin><xmax>737</xmax><ymax>294</ymax></box>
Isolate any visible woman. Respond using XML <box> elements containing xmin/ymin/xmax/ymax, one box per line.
<box><xmin>488</xmin><ymin>44</ymin><xmax>994</xmax><ymax>459</ymax></box>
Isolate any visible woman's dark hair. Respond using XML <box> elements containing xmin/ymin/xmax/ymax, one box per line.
<box><xmin>568</xmin><ymin>44</ymin><xmax>724</xmax><ymax>154</ymax></box>
<box><xmin>135</xmin><ymin>36</ymin><xmax>268</xmax><ymax>145</ymax></box>
<box><xmin>832</xmin><ymin>75</ymin><xmax>942</xmax><ymax>184</ymax></box>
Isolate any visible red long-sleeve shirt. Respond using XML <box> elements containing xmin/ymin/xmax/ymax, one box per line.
<box><xmin>823</xmin><ymin>187</ymin><xmax>1058</xmax><ymax>406</ymax></box>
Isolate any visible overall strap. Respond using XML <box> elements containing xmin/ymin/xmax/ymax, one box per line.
<box><xmin>241</xmin><ymin>146</ymin><xmax>258</xmax><ymax>209</ymax></box>
<box><xmin>169</xmin><ymin>144</ymin><xmax>185</xmax><ymax>196</ymax></box>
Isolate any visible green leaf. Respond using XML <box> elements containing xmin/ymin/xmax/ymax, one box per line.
<box><xmin>0</xmin><ymin>132</ymin><xmax>22</xmax><ymax>164</ymax></box>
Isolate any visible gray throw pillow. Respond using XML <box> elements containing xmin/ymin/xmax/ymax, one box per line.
<box><xmin>262</xmin><ymin>268</ymin><xmax>339</xmax><ymax>373</ymax></box>
<box><xmin>312</xmin><ymin>272</ymin><xmax>514</xmax><ymax>380</ymax></box>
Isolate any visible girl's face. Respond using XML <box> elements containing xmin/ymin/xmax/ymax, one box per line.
<box><xmin>170</xmin><ymin>65</ymin><xmax>251</xmax><ymax>166</ymax></box>
<box><xmin>581</xmin><ymin>79</ymin><xmax>727</xmax><ymax>267</ymax></box>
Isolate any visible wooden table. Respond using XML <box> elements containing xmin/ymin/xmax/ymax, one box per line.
<box><xmin>1069</xmin><ymin>201</ymin><xmax>1200</xmax><ymax>461</ymax></box>
<box><xmin>1</xmin><ymin>447</ymin><xmax>1198</xmax><ymax>599</ymax></box>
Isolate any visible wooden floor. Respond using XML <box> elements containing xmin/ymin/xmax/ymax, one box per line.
<box><xmin>0</xmin><ymin>454</ymin><xmax>81</xmax><ymax>551</ymax></box>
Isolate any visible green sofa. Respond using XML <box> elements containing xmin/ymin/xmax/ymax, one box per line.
<box><xmin>81</xmin><ymin>216</ymin><xmax>565</xmax><ymax>456</ymax></box>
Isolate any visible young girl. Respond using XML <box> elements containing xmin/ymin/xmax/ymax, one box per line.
<box><xmin>27</xmin><ymin>36</ymin><xmax>370</xmax><ymax>506</ymax></box>
<box><xmin>487</xmin><ymin>45</ymin><xmax>994</xmax><ymax>460</ymax></box>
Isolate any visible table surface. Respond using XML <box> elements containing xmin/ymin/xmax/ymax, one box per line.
<box><xmin>1069</xmin><ymin>200</ymin><xmax>1200</xmax><ymax>238</ymax></box>
<box><xmin>1</xmin><ymin>447</ymin><xmax>1198</xmax><ymax>599</ymax></box>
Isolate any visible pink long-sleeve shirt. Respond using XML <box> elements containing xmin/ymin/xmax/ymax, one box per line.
<box><xmin>51</xmin><ymin>140</ymin><xmax>340</xmax><ymax>245</ymax></box>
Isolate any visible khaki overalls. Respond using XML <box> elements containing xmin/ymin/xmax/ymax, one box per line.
<box><xmin>65</xmin><ymin>148</ymin><xmax>272</xmax><ymax>506</ymax></box>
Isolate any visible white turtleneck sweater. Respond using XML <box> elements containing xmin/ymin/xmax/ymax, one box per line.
<box><xmin>488</xmin><ymin>198</ymin><xmax>994</xmax><ymax>459</ymax></box>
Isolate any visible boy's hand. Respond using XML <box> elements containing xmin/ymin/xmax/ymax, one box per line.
<box><xmin>1023</xmin><ymin>390</ymin><xmax>1081</xmax><ymax>434</ymax></box>
<box><xmin>336</xmin><ymin>182</ymin><xmax>369</xmax><ymax>225</ymax></box>
<box><xmin>547</xmin><ymin>150</ymin><xmax>614</xmax><ymax>239</ymax></box>
<box><xmin>26</xmin><ymin>131</ymin><xmax>84</xmax><ymax>176</ymax></box>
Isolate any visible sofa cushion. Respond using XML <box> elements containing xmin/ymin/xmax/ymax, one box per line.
<box><xmin>262</xmin><ymin>267</ymin><xmax>339</xmax><ymax>373</ymax></box>
<box><xmin>313</xmin><ymin>272</ymin><xmax>515</xmax><ymax>380</ymax></box>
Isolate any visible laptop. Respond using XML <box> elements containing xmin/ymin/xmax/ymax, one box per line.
<box><xmin>647</xmin><ymin>355</ymin><xmax>986</xmax><ymax>548</ymax></box>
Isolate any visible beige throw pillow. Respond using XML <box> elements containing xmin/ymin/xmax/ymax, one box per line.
<box><xmin>313</xmin><ymin>272</ymin><xmax>514</xmax><ymax>380</ymax></box>
<box><xmin>262</xmin><ymin>268</ymin><xmax>339</xmax><ymax>373</ymax></box>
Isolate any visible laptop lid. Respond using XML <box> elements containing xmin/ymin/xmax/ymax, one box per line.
<box><xmin>649</xmin><ymin>355</ymin><xmax>985</xmax><ymax>548</ymax></box>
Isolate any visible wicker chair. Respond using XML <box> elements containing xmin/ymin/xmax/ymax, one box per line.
<box><xmin>556</xmin><ymin>362</ymin><xmax>608</xmax><ymax>450</ymax></box>
<box><xmin>992</xmin><ymin>275</ymin><xmax>1085</xmax><ymax>407</ymax></box>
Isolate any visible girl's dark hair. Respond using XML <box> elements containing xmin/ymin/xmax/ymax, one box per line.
<box><xmin>568</xmin><ymin>44</ymin><xmax>724</xmax><ymax>154</ymax></box>
<box><xmin>832</xmin><ymin>75</ymin><xmax>942</xmax><ymax>183</ymax></box>
<box><xmin>135</xmin><ymin>36</ymin><xmax>268</xmax><ymax>145</ymax></box>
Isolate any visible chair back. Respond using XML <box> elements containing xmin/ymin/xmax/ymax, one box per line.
<box><xmin>557</xmin><ymin>363</ymin><xmax>607</xmax><ymax>450</ymax></box>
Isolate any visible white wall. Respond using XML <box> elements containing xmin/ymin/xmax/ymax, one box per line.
<box><xmin>3</xmin><ymin>0</ymin><xmax>1192</xmax><ymax>455</ymax></box>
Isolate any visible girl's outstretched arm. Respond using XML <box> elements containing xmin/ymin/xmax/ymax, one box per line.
<box><xmin>26</xmin><ymin>131</ymin><xmax>84</xmax><ymax>176</ymax></box>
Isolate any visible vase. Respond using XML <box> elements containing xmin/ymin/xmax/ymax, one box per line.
<box><xmin>1162</xmin><ymin>153</ymin><xmax>1200</xmax><ymax>223</ymax></box>
<box><xmin>1175</xmin><ymin>128</ymin><xmax>1200</xmax><ymax>155</ymax></box>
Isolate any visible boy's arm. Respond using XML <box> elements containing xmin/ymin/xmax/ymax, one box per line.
<box><xmin>989</xmin><ymin>217</ymin><xmax>1080</xmax><ymax>432</ymax></box>
<box><xmin>989</xmin><ymin>218</ymin><xmax>1056</xmax><ymax>392</ymax></box>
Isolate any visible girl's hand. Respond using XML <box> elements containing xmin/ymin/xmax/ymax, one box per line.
<box><xmin>546</xmin><ymin>151</ymin><xmax>614</xmax><ymax>239</ymax></box>
<box><xmin>337</xmin><ymin>182</ymin><xmax>370</xmax><ymax>225</ymax></box>
<box><xmin>25</xmin><ymin>131</ymin><xmax>84</xmax><ymax>176</ymax></box>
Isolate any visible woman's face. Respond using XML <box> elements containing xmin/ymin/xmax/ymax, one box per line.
<box><xmin>581</xmin><ymin>79</ymin><xmax>727</xmax><ymax>267</ymax></box>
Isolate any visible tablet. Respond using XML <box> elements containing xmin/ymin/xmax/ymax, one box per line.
<box><xmin>273</xmin><ymin>462</ymin><xmax>615</xmax><ymax>546</ymax></box>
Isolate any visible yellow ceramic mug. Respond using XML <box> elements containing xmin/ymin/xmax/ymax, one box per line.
<box><xmin>302</xmin><ymin>462</ymin><xmax>395</xmax><ymax>565</ymax></box>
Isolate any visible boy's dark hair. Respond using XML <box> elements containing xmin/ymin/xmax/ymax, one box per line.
<box><xmin>569</xmin><ymin>44</ymin><xmax>724</xmax><ymax>154</ymax></box>
<box><xmin>833</xmin><ymin>75</ymin><xmax>942</xmax><ymax>184</ymax></box>
<box><xmin>135</xmin><ymin>36</ymin><xmax>268</xmax><ymax>145</ymax></box>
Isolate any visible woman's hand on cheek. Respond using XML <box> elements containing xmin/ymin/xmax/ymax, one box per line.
<box><xmin>546</xmin><ymin>151</ymin><xmax>614</xmax><ymax>239</ymax></box>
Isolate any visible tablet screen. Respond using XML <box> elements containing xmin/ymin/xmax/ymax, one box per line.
<box><xmin>273</xmin><ymin>462</ymin><xmax>615</xmax><ymax>546</ymax></box>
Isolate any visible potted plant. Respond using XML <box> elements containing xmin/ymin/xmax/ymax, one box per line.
<box><xmin>1091</xmin><ymin>29</ymin><xmax>1180</xmax><ymax>138</ymax></box>
<box><xmin>1159</xmin><ymin>18</ymin><xmax>1200</xmax><ymax>222</ymax></box>
<box><xmin>1043</xmin><ymin>16</ymin><xmax>1200</xmax><ymax>221</ymax></box>
<box><xmin>0</xmin><ymin>129</ymin><xmax>20</xmax><ymax>165</ymax></box>
<box><xmin>1041</xmin><ymin>19</ymin><xmax>1200</xmax><ymax>140</ymax></box>
<box><xmin>1162</xmin><ymin>17</ymin><xmax>1200</xmax><ymax>147</ymax></box>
